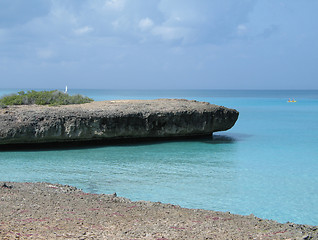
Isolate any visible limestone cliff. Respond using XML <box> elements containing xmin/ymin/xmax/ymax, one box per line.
<box><xmin>0</xmin><ymin>99</ymin><xmax>239</xmax><ymax>145</ymax></box>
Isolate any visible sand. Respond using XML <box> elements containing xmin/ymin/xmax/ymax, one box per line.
<box><xmin>0</xmin><ymin>182</ymin><xmax>317</xmax><ymax>239</ymax></box>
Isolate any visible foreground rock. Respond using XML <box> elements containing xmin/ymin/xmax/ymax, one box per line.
<box><xmin>0</xmin><ymin>182</ymin><xmax>316</xmax><ymax>239</ymax></box>
<box><xmin>0</xmin><ymin>99</ymin><xmax>239</xmax><ymax>145</ymax></box>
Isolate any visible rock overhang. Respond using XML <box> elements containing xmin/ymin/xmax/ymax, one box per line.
<box><xmin>0</xmin><ymin>99</ymin><xmax>239</xmax><ymax>146</ymax></box>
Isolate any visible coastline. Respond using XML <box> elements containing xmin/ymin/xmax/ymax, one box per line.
<box><xmin>1</xmin><ymin>182</ymin><xmax>316</xmax><ymax>239</ymax></box>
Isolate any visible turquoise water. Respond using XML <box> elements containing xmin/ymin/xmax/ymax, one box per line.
<box><xmin>0</xmin><ymin>89</ymin><xmax>318</xmax><ymax>226</ymax></box>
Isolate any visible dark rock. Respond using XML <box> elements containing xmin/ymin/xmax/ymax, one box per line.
<box><xmin>0</xmin><ymin>99</ymin><xmax>239</xmax><ymax>145</ymax></box>
<box><xmin>1</xmin><ymin>183</ymin><xmax>13</xmax><ymax>189</ymax></box>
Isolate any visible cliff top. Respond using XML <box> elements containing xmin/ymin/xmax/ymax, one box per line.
<box><xmin>0</xmin><ymin>99</ymin><xmax>232</xmax><ymax>117</ymax></box>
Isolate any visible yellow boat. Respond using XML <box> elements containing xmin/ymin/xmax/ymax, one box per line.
<box><xmin>288</xmin><ymin>98</ymin><xmax>296</xmax><ymax>103</ymax></box>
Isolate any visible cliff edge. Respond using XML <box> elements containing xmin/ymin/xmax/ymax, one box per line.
<box><xmin>0</xmin><ymin>99</ymin><xmax>239</xmax><ymax>145</ymax></box>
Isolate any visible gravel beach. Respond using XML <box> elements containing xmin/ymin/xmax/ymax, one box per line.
<box><xmin>0</xmin><ymin>182</ymin><xmax>317</xmax><ymax>239</ymax></box>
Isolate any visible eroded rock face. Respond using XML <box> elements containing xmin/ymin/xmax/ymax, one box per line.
<box><xmin>0</xmin><ymin>99</ymin><xmax>239</xmax><ymax>145</ymax></box>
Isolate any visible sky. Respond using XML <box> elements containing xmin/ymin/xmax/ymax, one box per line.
<box><xmin>0</xmin><ymin>0</ymin><xmax>317</xmax><ymax>90</ymax></box>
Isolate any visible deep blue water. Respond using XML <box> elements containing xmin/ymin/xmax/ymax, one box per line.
<box><xmin>0</xmin><ymin>89</ymin><xmax>317</xmax><ymax>226</ymax></box>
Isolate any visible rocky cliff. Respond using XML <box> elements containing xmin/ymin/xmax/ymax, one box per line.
<box><xmin>0</xmin><ymin>99</ymin><xmax>239</xmax><ymax>145</ymax></box>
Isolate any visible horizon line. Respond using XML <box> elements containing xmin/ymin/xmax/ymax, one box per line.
<box><xmin>1</xmin><ymin>88</ymin><xmax>318</xmax><ymax>91</ymax></box>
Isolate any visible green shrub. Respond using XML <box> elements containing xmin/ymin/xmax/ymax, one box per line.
<box><xmin>0</xmin><ymin>90</ymin><xmax>94</xmax><ymax>106</ymax></box>
<box><xmin>0</xmin><ymin>102</ymin><xmax>7</xmax><ymax>109</ymax></box>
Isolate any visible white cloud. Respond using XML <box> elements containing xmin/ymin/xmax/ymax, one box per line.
<box><xmin>0</xmin><ymin>0</ymin><xmax>258</xmax><ymax>64</ymax></box>
<box><xmin>138</xmin><ymin>18</ymin><xmax>154</xmax><ymax>31</ymax></box>
<box><xmin>111</xmin><ymin>20</ymin><xmax>120</xmax><ymax>29</ymax></box>
<box><xmin>237</xmin><ymin>24</ymin><xmax>248</xmax><ymax>35</ymax></box>
<box><xmin>111</xmin><ymin>17</ymin><xmax>130</xmax><ymax>30</ymax></box>
<box><xmin>14</xmin><ymin>1</ymin><xmax>257</xmax><ymax>46</ymax></box>
<box><xmin>156</xmin><ymin>0</ymin><xmax>256</xmax><ymax>44</ymax></box>
<box><xmin>74</xmin><ymin>26</ymin><xmax>94</xmax><ymax>35</ymax></box>
<box><xmin>50</xmin><ymin>3</ymin><xmax>77</xmax><ymax>25</ymax></box>
<box><xmin>152</xmin><ymin>26</ymin><xmax>189</xmax><ymax>41</ymax></box>
<box><xmin>37</xmin><ymin>49</ymin><xmax>55</xmax><ymax>59</ymax></box>
<box><xmin>104</xmin><ymin>0</ymin><xmax>126</xmax><ymax>11</ymax></box>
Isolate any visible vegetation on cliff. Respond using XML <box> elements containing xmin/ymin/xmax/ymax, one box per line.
<box><xmin>0</xmin><ymin>90</ymin><xmax>93</xmax><ymax>107</ymax></box>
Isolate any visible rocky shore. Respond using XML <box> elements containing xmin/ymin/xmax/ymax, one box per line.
<box><xmin>0</xmin><ymin>99</ymin><xmax>238</xmax><ymax>146</ymax></box>
<box><xmin>0</xmin><ymin>182</ymin><xmax>317</xmax><ymax>239</ymax></box>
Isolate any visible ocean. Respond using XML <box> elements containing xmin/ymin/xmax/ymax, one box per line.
<box><xmin>0</xmin><ymin>89</ymin><xmax>317</xmax><ymax>226</ymax></box>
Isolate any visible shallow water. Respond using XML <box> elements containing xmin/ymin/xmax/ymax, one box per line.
<box><xmin>0</xmin><ymin>89</ymin><xmax>317</xmax><ymax>225</ymax></box>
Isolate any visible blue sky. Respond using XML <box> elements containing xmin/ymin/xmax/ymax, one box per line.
<box><xmin>0</xmin><ymin>0</ymin><xmax>317</xmax><ymax>89</ymax></box>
